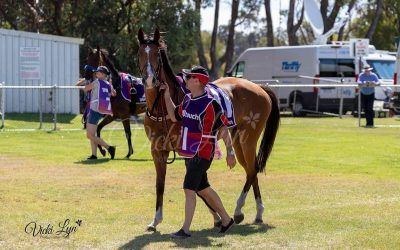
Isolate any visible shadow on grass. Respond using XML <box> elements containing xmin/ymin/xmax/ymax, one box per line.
<box><xmin>74</xmin><ymin>156</ymin><xmax>184</xmax><ymax>165</ymax></box>
<box><xmin>74</xmin><ymin>159</ymin><xmax>111</xmax><ymax>165</ymax></box>
<box><xmin>5</xmin><ymin>113</ymin><xmax>78</xmax><ymax>124</ymax></box>
<box><xmin>127</xmin><ymin>157</ymin><xmax>184</xmax><ymax>162</ymax></box>
<box><xmin>119</xmin><ymin>223</ymin><xmax>275</xmax><ymax>249</ymax></box>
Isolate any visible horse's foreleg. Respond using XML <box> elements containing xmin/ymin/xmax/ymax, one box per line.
<box><xmin>122</xmin><ymin>119</ymin><xmax>133</xmax><ymax>158</ymax></box>
<box><xmin>252</xmin><ymin>176</ymin><xmax>264</xmax><ymax>224</ymax></box>
<box><xmin>147</xmin><ymin>150</ymin><xmax>168</xmax><ymax>232</ymax></box>
<box><xmin>97</xmin><ymin>115</ymin><xmax>114</xmax><ymax>156</ymax></box>
<box><xmin>197</xmin><ymin>193</ymin><xmax>222</xmax><ymax>227</ymax></box>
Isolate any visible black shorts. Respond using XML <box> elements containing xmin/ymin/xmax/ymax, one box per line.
<box><xmin>183</xmin><ymin>155</ymin><xmax>213</xmax><ymax>192</ymax></box>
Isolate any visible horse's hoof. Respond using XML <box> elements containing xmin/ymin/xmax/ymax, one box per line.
<box><xmin>234</xmin><ymin>214</ymin><xmax>244</xmax><ymax>224</ymax></box>
<box><xmin>254</xmin><ymin>218</ymin><xmax>263</xmax><ymax>224</ymax></box>
<box><xmin>146</xmin><ymin>225</ymin><xmax>156</xmax><ymax>232</ymax></box>
<box><xmin>125</xmin><ymin>154</ymin><xmax>131</xmax><ymax>159</ymax></box>
<box><xmin>214</xmin><ymin>220</ymin><xmax>222</xmax><ymax>228</ymax></box>
<box><xmin>100</xmin><ymin>149</ymin><xmax>106</xmax><ymax>157</ymax></box>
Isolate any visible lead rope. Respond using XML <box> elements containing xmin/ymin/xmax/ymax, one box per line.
<box><xmin>157</xmin><ymin>50</ymin><xmax>177</xmax><ymax>164</ymax></box>
<box><xmin>158</xmin><ymin>88</ymin><xmax>176</xmax><ymax>164</ymax></box>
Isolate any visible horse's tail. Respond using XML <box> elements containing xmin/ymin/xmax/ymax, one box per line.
<box><xmin>256</xmin><ymin>85</ymin><xmax>280</xmax><ymax>173</ymax></box>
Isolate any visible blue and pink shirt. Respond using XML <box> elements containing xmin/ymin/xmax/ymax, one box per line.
<box><xmin>174</xmin><ymin>92</ymin><xmax>230</xmax><ymax>160</ymax></box>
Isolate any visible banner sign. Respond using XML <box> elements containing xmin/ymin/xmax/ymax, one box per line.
<box><xmin>20</xmin><ymin>47</ymin><xmax>40</xmax><ymax>80</ymax></box>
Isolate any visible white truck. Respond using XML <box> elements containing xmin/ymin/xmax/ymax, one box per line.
<box><xmin>227</xmin><ymin>42</ymin><xmax>396</xmax><ymax>116</ymax></box>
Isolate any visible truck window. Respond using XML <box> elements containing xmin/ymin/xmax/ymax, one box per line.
<box><xmin>232</xmin><ymin>61</ymin><xmax>245</xmax><ymax>78</ymax></box>
<box><xmin>366</xmin><ymin>60</ymin><xmax>395</xmax><ymax>79</ymax></box>
<box><xmin>319</xmin><ymin>59</ymin><xmax>355</xmax><ymax>77</ymax></box>
<box><xmin>320</xmin><ymin>59</ymin><xmax>336</xmax><ymax>77</ymax></box>
<box><xmin>337</xmin><ymin>59</ymin><xmax>355</xmax><ymax>77</ymax></box>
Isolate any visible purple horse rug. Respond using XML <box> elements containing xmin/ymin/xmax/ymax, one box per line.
<box><xmin>120</xmin><ymin>72</ymin><xmax>146</xmax><ymax>103</ymax></box>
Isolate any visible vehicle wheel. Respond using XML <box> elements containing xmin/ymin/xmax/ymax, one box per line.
<box><xmin>292</xmin><ymin>100</ymin><xmax>305</xmax><ymax>117</ymax></box>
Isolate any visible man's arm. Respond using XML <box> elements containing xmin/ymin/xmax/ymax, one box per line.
<box><xmin>220</xmin><ymin>126</ymin><xmax>236</xmax><ymax>169</ymax></box>
<box><xmin>211</xmin><ymin>101</ymin><xmax>236</xmax><ymax>169</ymax></box>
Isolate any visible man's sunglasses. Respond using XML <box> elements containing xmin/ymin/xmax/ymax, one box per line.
<box><xmin>184</xmin><ymin>74</ymin><xmax>196</xmax><ymax>81</ymax></box>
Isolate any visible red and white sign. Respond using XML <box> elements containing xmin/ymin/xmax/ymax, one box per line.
<box><xmin>20</xmin><ymin>47</ymin><xmax>40</xmax><ymax>80</ymax></box>
<box><xmin>350</xmin><ymin>39</ymin><xmax>369</xmax><ymax>57</ymax></box>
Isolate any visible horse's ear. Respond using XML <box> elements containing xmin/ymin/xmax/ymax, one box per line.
<box><xmin>87</xmin><ymin>46</ymin><xmax>93</xmax><ymax>55</ymax></box>
<box><xmin>112</xmin><ymin>48</ymin><xmax>120</xmax><ymax>57</ymax></box>
<box><xmin>96</xmin><ymin>45</ymin><xmax>101</xmax><ymax>54</ymax></box>
<box><xmin>138</xmin><ymin>28</ymin><xmax>145</xmax><ymax>44</ymax></box>
<box><xmin>154</xmin><ymin>28</ymin><xmax>160</xmax><ymax>45</ymax></box>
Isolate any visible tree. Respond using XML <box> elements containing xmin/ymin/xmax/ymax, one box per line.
<box><xmin>193</xmin><ymin>0</ymin><xmax>211</xmax><ymax>69</ymax></box>
<box><xmin>209</xmin><ymin>0</ymin><xmax>222</xmax><ymax>80</ymax></box>
<box><xmin>264</xmin><ymin>0</ymin><xmax>274</xmax><ymax>46</ymax></box>
<box><xmin>320</xmin><ymin>0</ymin><xmax>342</xmax><ymax>34</ymax></box>
<box><xmin>337</xmin><ymin>0</ymin><xmax>357</xmax><ymax>41</ymax></box>
<box><xmin>287</xmin><ymin>0</ymin><xmax>304</xmax><ymax>45</ymax></box>
<box><xmin>350</xmin><ymin>0</ymin><xmax>399</xmax><ymax>50</ymax></box>
<box><xmin>366</xmin><ymin>0</ymin><xmax>384</xmax><ymax>40</ymax></box>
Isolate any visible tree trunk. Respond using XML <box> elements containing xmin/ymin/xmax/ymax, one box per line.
<box><xmin>194</xmin><ymin>0</ymin><xmax>208</xmax><ymax>69</ymax></box>
<box><xmin>338</xmin><ymin>0</ymin><xmax>356</xmax><ymax>41</ymax></box>
<box><xmin>223</xmin><ymin>0</ymin><xmax>240</xmax><ymax>75</ymax></box>
<box><xmin>264</xmin><ymin>0</ymin><xmax>274</xmax><ymax>46</ymax></box>
<box><xmin>52</xmin><ymin>0</ymin><xmax>64</xmax><ymax>35</ymax></box>
<box><xmin>366</xmin><ymin>0</ymin><xmax>384</xmax><ymax>40</ymax></box>
<box><xmin>210</xmin><ymin>0</ymin><xmax>221</xmax><ymax>80</ymax></box>
<box><xmin>320</xmin><ymin>0</ymin><xmax>341</xmax><ymax>42</ymax></box>
<box><xmin>320</xmin><ymin>0</ymin><xmax>329</xmax><ymax>32</ymax></box>
<box><xmin>287</xmin><ymin>0</ymin><xmax>304</xmax><ymax>45</ymax></box>
<box><xmin>23</xmin><ymin>0</ymin><xmax>41</xmax><ymax>32</ymax></box>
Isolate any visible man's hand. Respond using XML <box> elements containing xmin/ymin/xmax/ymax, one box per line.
<box><xmin>159</xmin><ymin>83</ymin><xmax>171</xmax><ymax>98</ymax></box>
<box><xmin>226</xmin><ymin>150</ymin><xmax>236</xmax><ymax>169</ymax></box>
<box><xmin>159</xmin><ymin>40</ymin><xmax>167</xmax><ymax>50</ymax></box>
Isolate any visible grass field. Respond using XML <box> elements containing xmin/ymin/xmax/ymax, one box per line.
<box><xmin>0</xmin><ymin>116</ymin><xmax>399</xmax><ymax>249</ymax></box>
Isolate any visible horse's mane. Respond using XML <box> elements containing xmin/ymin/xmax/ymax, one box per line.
<box><xmin>100</xmin><ymin>49</ymin><xmax>119</xmax><ymax>77</ymax></box>
<box><xmin>99</xmin><ymin>48</ymin><xmax>109</xmax><ymax>56</ymax></box>
<box><xmin>159</xmin><ymin>49</ymin><xmax>179</xmax><ymax>87</ymax></box>
<box><xmin>159</xmin><ymin>47</ymin><xmax>185</xmax><ymax>105</ymax></box>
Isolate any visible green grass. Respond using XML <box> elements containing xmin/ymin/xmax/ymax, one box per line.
<box><xmin>0</xmin><ymin>117</ymin><xmax>399</xmax><ymax>249</ymax></box>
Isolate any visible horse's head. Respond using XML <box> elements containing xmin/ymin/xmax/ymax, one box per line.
<box><xmin>137</xmin><ymin>28</ymin><xmax>162</xmax><ymax>89</ymax></box>
<box><xmin>84</xmin><ymin>45</ymin><xmax>106</xmax><ymax>80</ymax></box>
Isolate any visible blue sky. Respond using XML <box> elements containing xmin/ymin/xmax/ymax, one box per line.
<box><xmin>201</xmin><ymin>1</ymin><xmax>289</xmax><ymax>32</ymax></box>
<box><xmin>200</xmin><ymin>0</ymin><xmax>356</xmax><ymax>33</ymax></box>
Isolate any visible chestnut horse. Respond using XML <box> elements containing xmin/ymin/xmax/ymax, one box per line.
<box><xmin>85</xmin><ymin>47</ymin><xmax>146</xmax><ymax>158</ymax></box>
<box><xmin>137</xmin><ymin>29</ymin><xmax>280</xmax><ymax>231</ymax></box>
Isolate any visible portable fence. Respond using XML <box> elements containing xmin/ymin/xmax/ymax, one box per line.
<box><xmin>0</xmin><ymin>82</ymin><xmax>5</xmax><ymax>129</ymax></box>
<box><xmin>262</xmin><ymin>81</ymin><xmax>399</xmax><ymax>127</ymax></box>
<box><xmin>0</xmin><ymin>84</ymin><xmax>84</xmax><ymax>131</ymax></box>
<box><xmin>0</xmin><ymin>82</ymin><xmax>399</xmax><ymax>130</ymax></box>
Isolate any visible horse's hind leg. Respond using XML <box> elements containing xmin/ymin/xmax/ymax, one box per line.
<box><xmin>232</xmin><ymin>130</ymin><xmax>255</xmax><ymax>224</ymax></box>
<box><xmin>97</xmin><ymin>115</ymin><xmax>115</xmax><ymax>156</ymax></box>
<box><xmin>122</xmin><ymin>118</ymin><xmax>133</xmax><ymax>158</ymax></box>
<box><xmin>232</xmin><ymin>132</ymin><xmax>258</xmax><ymax>224</ymax></box>
<box><xmin>252</xmin><ymin>176</ymin><xmax>264</xmax><ymax>224</ymax></box>
<box><xmin>234</xmin><ymin>165</ymin><xmax>257</xmax><ymax>225</ymax></box>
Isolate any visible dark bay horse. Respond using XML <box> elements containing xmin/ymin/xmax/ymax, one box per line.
<box><xmin>85</xmin><ymin>47</ymin><xmax>146</xmax><ymax>158</ymax></box>
<box><xmin>137</xmin><ymin>29</ymin><xmax>280</xmax><ymax>231</ymax></box>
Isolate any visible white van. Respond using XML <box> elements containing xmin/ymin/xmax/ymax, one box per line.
<box><xmin>227</xmin><ymin>42</ymin><xmax>396</xmax><ymax>116</ymax></box>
